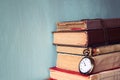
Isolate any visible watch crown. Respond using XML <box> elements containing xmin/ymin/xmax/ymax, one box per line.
<box><xmin>83</xmin><ymin>49</ymin><xmax>90</xmax><ymax>56</ymax></box>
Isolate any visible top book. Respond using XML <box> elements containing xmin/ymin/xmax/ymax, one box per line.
<box><xmin>56</xmin><ymin>18</ymin><xmax>120</xmax><ymax>31</ymax></box>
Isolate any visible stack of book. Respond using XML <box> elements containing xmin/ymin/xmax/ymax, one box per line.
<box><xmin>49</xmin><ymin>18</ymin><xmax>120</xmax><ymax>80</ymax></box>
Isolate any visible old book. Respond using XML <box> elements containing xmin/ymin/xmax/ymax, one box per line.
<box><xmin>57</xmin><ymin>18</ymin><xmax>120</xmax><ymax>31</ymax></box>
<box><xmin>56</xmin><ymin>44</ymin><xmax>120</xmax><ymax>56</ymax></box>
<box><xmin>56</xmin><ymin>52</ymin><xmax>120</xmax><ymax>74</ymax></box>
<box><xmin>53</xmin><ymin>27</ymin><xmax>120</xmax><ymax>47</ymax></box>
<box><xmin>50</xmin><ymin>67</ymin><xmax>120</xmax><ymax>80</ymax></box>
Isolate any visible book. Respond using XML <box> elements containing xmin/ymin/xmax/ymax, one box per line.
<box><xmin>53</xmin><ymin>27</ymin><xmax>120</xmax><ymax>47</ymax></box>
<box><xmin>56</xmin><ymin>51</ymin><xmax>120</xmax><ymax>74</ymax></box>
<box><xmin>56</xmin><ymin>44</ymin><xmax>120</xmax><ymax>56</ymax></box>
<box><xmin>50</xmin><ymin>67</ymin><xmax>120</xmax><ymax>80</ymax></box>
<box><xmin>56</xmin><ymin>18</ymin><xmax>120</xmax><ymax>31</ymax></box>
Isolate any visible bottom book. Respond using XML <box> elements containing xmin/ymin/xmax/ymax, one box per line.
<box><xmin>50</xmin><ymin>67</ymin><xmax>120</xmax><ymax>80</ymax></box>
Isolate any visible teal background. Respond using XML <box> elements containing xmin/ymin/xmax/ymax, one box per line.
<box><xmin>0</xmin><ymin>0</ymin><xmax>120</xmax><ymax>80</ymax></box>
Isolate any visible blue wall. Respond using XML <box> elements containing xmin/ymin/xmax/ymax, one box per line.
<box><xmin>0</xmin><ymin>0</ymin><xmax>120</xmax><ymax>80</ymax></box>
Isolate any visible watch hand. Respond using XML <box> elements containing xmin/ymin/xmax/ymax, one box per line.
<box><xmin>83</xmin><ymin>61</ymin><xmax>86</xmax><ymax>66</ymax></box>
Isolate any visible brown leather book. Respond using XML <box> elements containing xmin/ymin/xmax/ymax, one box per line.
<box><xmin>50</xmin><ymin>67</ymin><xmax>120</xmax><ymax>80</ymax></box>
<box><xmin>53</xmin><ymin>27</ymin><xmax>120</xmax><ymax>47</ymax></box>
<box><xmin>56</xmin><ymin>18</ymin><xmax>120</xmax><ymax>31</ymax></box>
<box><xmin>56</xmin><ymin>44</ymin><xmax>120</xmax><ymax>56</ymax></box>
<box><xmin>56</xmin><ymin>51</ymin><xmax>120</xmax><ymax>74</ymax></box>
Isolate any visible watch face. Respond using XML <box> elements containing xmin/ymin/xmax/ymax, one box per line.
<box><xmin>79</xmin><ymin>57</ymin><xmax>94</xmax><ymax>75</ymax></box>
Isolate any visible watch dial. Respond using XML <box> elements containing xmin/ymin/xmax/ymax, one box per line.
<box><xmin>79</xmin><ymin>57</ymin><xmax>93</xmax><ymax>74</ymax></box>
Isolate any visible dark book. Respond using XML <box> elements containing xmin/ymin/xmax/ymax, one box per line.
<box><xmin>53</xmin><ymin>27</ymin><xmax>120</xmax><ymax>47</ymax></box>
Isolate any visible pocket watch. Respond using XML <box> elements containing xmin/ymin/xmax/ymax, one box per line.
<box><xmin>79</xmin><ymin>56</ymin><xmax>94</xmax><ymax>75</ymax></box>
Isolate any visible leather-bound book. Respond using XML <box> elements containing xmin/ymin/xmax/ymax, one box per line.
<box><xmin>53</xmin><ymin>27</ymin><xmax>120</xmax><ymax>47</ymax></box>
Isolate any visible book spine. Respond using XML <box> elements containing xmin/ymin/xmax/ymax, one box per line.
<box><xmin>92</xmin><ymin>43</ymin><xmax>120</xmax><ymax>55</ymax></box>
<box><xmin>90</xmin><ymin>68</ymin><xmax>120</xmax><ymax>80</ymax></box>
<box><xmin>108</xmin><ymin>27</ymin><xmax>120</xmax><ymax>43</ymax></box>
<box><xmin>87</xmin><ymin>29</ymin><xmax>106</xmax><ymax>47</ymax></box>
